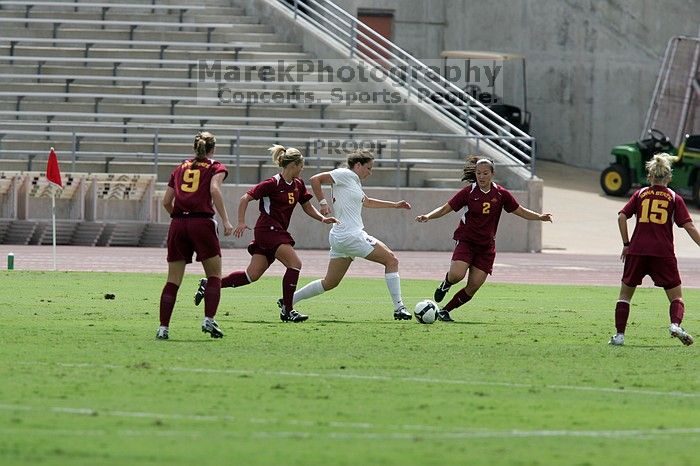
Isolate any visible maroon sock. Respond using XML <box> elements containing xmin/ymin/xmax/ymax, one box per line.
<box><xmin>443</xmin><ymin>288</ymin><xmax>472</xmax><ymax>312</ymax></box>
<box><xmin>221</xmin><ymin>271</ymin><xmax>251</xmax><ymax>288</ymax></box>
<box><xmin>614</xmin><ymin>300</ymin><xmax>630</xmax><ymax>334</ymax></box>
<box><xmin>443</xmin><ymin>272</ymin><xmax>453</xmax><ymax>286</ymax></box>
<box><xmin>282</xmin><ymin>268</ymin><xmax>300</xmax><ymax>311</ymax></box>
<box><xmin>669</xmin><ymin>299</ymin><xmax>685</xmax><ymax>325</ymax></box>
<box><xmin>203</xmin><ymin>276</ymin><xmax>221</xmax><ymax>319</ymax></box>
<box><xmin>159</xmin><ymin>282</ymin><xmax>179</xmax><ymax>326</ymax></box>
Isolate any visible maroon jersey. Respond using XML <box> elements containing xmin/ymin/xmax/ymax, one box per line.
<box><xmin>247</xmin><ymin>174</ymin><xmax>313</xmax><ymax>232</ymax></box>
<box><xmin>620</xmin><ymin>185</ymin><xmax>691</xmax><ymax>257</ymax></box>
<box><xmin>448</xmin><ymin>182</ymin><xmax>519</xmax><ymax>245</ymax></box>
<box><xmin>168</xmin><ymin>158</ymin><xmax>228</xmax><ymax>217</ymax></box>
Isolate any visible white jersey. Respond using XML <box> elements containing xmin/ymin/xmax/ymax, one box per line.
<box><xmin>329</xmin><ymin>167</ymin><xmax>365</xmax><ymax>237</ymax></box>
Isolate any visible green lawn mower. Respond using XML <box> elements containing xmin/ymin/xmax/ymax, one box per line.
<box><xmin>600</xmin><ymin>129</ymin><xmax>700</xmax><ymax>207</ymax></box>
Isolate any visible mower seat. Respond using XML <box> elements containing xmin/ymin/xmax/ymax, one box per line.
<box><xmin>677</xmin><ymin>134</ymin><xmax>700</xmax><ymax>161</ymax></box>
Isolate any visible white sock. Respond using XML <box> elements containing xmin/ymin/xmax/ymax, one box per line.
<box><xmin>385</xmin><ymin>272</ymin><xmax>404</xmax><ymax>310</ymax></box>
<box><xmin>293</xmin><ymin>279</ymin><xmax>326</xmax><ymax>305</ymax></box>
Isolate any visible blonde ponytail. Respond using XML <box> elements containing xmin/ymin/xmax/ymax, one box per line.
<box><xmin>645</xmin><ymin>152</ymin><xmax>673</xmax><ymax>183</ymax></box>
<box><xmin>269</xmin><ymin>144</ymin><xmax>303</xmax><ymax>168</ymax></box>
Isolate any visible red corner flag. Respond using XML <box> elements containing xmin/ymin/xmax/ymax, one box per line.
<box><xmin>46</xmin><ymin>147</ymin><xmax>63</xmax><ymax>189</ymax></box>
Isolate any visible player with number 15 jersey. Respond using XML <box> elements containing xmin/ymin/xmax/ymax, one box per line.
<box><xmin>610</xmin><ymin>153</ymin><xmax>700</xmax><ymax>347</ymax></box>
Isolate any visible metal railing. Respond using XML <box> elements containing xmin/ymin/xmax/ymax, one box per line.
<box><xmin>277</xmin><ymin>0</ymin><xmax>533</xmax><ymax>166</ymax></box>
<box><xmin>0</xmin><ymin>124</ymin><xmax>534</xmax><ymax>187</ymax></box>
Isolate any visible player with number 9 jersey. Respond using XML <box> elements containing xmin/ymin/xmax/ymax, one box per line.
<box><xmin>169</xmin><ymin>158</ymin><xmax>228</xmax><ymax>217</ymax></box>
<box><xmin>157</xmin><ymin>131</ymin><xmax>234</xmax><ymax>341</ymax></box>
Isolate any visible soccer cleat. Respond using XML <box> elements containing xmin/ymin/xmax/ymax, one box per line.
<box><xmin>280</xmin><ymin>308</ymin><xmax>309</xmax><ymax>323</ymax></box>
<box><xmin>276</xmin><ymin>298</ymin><xmax>283</xmax><ymax>310</ymax></box>
<box><xmin>194</xmin><ymin>278</ymin><xmax>207</xmax><ymax>306</ymax></box>
<box><xmin>156</xmin><ymin>326</ymin><xmax>169</xmax><ymax>340</ymax></box>
<box><xmin>669</xmin><ymin>324</ymin><xmax>694</xmax><ymax>346</ymax></box>
<box><xmin>201</xmin><ymin>318</ymin><xmax>224</xmax><ymax>338</ymax></box>
<box><xmin>393</xmin><ymin>306</ymin><xmax>412</xmax><ymax>320</ymax></box>
<box><xmin>608</xmin><ymin>333</ymin><xmax>624</xmax><ymax>346</ymax></box>
<box><xmin>437</xmin><ymin>310</ymin><xmax>455</xmax><ymax>322</ymax></box>
<box><xmin>433</xmin><ymin>280</ymin><xmax>452</xmax><ymax>303</ymax></box>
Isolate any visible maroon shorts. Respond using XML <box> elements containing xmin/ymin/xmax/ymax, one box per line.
<box><xmin>451</xmin><ymin>240</ymin><xmax>496</xmax><ymax>275</ymax></box>
<box><xmin>622</xmin><ymin>254</ymin><xmax>681</xmax><ymax>289</ymax></box>
<box><xmin>166</xmin><ymin>217</ymin><xmax>221</xmax><ymax>264</ymax></box>
<box><xmin>248</xmin><ymin>228</ymin><xmax>295</xmax><ymax>265</ymax></box>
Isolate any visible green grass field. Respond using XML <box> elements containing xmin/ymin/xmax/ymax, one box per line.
<box><xmin>0</xmin><ymin>271</ymin><xmax>698</xmax><ymax>466</ymax></box>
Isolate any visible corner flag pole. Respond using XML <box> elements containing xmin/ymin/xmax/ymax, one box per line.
<box><xmin>46</xmin><ymin>147</ymin><xmax>63</xmax><ymax>271</ymax></box>
<box><xmin>51</xmin><ymin>188</ymin><xmax>57</xmax><ymax>270</ymax></box>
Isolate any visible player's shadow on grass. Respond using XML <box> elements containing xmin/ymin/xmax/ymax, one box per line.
<box><xmin>161</xmin><ymin>339</ymin><xmax>227</xmax><ymax>343</ymax></box>
<box><xmin>623</xmin><ymin>344</ymin><xmax>682</xmax><ymax>349</ymax></box>
<box><xmin>238</xmin><ymin>319</ymin><xmax>492</xmax><ymax>325</ymax></box>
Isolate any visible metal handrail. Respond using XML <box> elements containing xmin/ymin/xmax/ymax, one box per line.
<box><xmin>0</xmin><ymin>125</ymin><xmax>534</xmax><ymax>187</ymax></box>
<box><xmin>277</xmin><ymin>0</ymin><xmax>533</xmax><ymax>165</ymax></box>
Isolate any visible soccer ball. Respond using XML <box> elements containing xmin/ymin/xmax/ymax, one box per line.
<box><xmin>414</xmin><ymin>299</ymin><xmax>439</xmax><ymax>324</ymax></box>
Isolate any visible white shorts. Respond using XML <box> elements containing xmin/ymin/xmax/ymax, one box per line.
<box><xmin>329</xmin><ymin>230</ymin><xmax>378</xmax><ymax>259</ymax></box>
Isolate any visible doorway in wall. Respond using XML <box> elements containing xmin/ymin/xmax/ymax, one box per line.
<box><xmin>357</xmin><ymin>9</ymin><xmax>394</xmax><ymax>63</ymax></box>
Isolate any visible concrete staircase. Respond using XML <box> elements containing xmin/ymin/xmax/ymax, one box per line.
<box><xmin>139</xmin><ymin>222</ymin><xmax>169</xmax><ymax>247</ymax></box>
<box><xmin>72</xmin><ymin>221</ymin><xmax>106</xmax><ymax>246</ymax></box>
<box><xmin>0</xmin><ymin>0</ymin><xmax>464</xmax><ymax>189</ymax></box>
<box><xmin>3</xmin><ymin>220</ymin><xmax>38</xmax><ymax>244</ymax></box>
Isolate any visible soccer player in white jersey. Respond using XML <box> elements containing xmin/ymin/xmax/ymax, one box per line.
<box><xmin>289</xmin><ymin>149</ymin><xmax>413</xmax><ymax>320</ymax></box>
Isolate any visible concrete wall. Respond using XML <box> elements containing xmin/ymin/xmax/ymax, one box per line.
<box><xmin>444</xmin><ymin>0</ymin><xmax>699</xmax><ymax>169</ymax></box>
<box><xmin>295</xmin><ymin>0</ymin><xmax>699</xmax><ymax>170</ymax></box>
<box><xmin>216</xmin><ymin>182</ymin><xmax>543</xmax><ymax>253</ymax></box>
<box><xmin>15</xmin><ymin>175</ymin><xmax>543</xmax><ymax>251</ymax></box>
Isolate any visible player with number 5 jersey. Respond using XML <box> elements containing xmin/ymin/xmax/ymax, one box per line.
<box><xmin>610</xmin><ymin>153</ymin><xmax>700</xmax><ymax>347</ymax></box>
<box><xmin>157</xmin><ymin>131</ymin><xmax>234</xmax><ymax>341</ymax></box>
<box><xmin>194</xmin><ymin>145</ymin><xmax>337</xmax><ymax>323</ymax></box>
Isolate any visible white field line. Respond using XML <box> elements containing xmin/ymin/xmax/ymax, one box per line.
<box><xmin>16</xmin><ymin>361</ymin><xmax>700</xmax><ymax>399</ymax></box>
<box><xmin>1</xmin><ymin>423</ymin><xmax>700</xmax><ymax>440</ymax></box>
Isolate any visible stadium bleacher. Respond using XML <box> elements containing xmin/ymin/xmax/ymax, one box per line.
<box><xmin>0</xmin><ymin>0</ymin><xmax>529</xmax><ymax>248</ymax></box>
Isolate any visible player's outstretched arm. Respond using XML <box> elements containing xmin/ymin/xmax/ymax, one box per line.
<box><xmin>512</xmin><ymin>206</ymin><xmax>553</xmax><ymax>222</ymax></box>
<box><xmin>415</xmin><ymin>203</ymin><xmax>453</xmax><ymax>222</ymax></box>
<box><xmin>310</xmin><ymin>172</ymin><xmax>334</xmax><ymax>216</ymax></box>
<box><xmin>211</xmin><ymin>172</ymin><xmax>234</xmax><ymax>236</ymax></box>
<box><xmin>363</xmin><ymin>197</ymin><xmax>411</xmax><ymax>209</ymax></box>
<box><xmin>301</xmin><ymin>201</ymin><xmax>338</xmax><ymax>224</ymax></box>
<box><xmin>682</xmin><ymin>221</ymin><xmax>700</xmax><ymax>247</ymax></box>
<box><xmin>618</xmin><ymin>213</ymin><xmax>631</xmax><ymax>261</ymax></box>
<box><xmin>234</xmin><ymin>193</ymin><xmax>254</xmax><ymax>238</ymax></box>
<box><xmin>162</xmin><ymin>186</ymin><xmax>175</xmax><ymax>215</ymax></box>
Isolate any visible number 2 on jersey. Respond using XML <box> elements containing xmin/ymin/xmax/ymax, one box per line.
<box><xmin>181</xmin><ymin>169</ymin><xmax>200</xmax><ymax>193</ymax></box>
<box><xmin>639</xmin><ymin>198</ymin><xmax>668</xmax><ymax>224</ymax></box>
<box><xmin>482</xmin><ymin>202</ymin><xmax>491</xmax><ymax>214</ymax></box>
